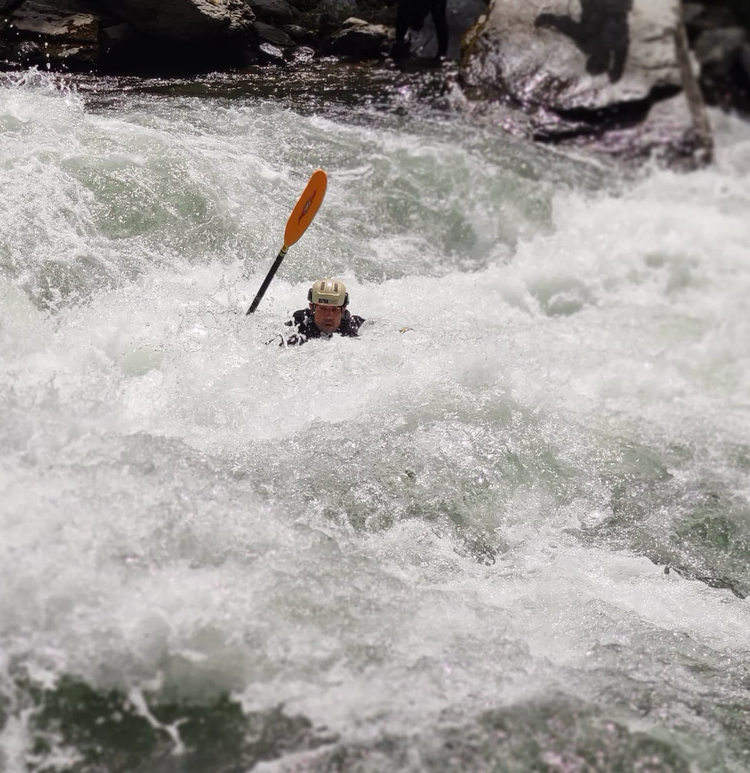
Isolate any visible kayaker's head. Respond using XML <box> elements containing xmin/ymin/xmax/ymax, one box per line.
<box><xmin>308</xmin><ymin>278</ymin><xmax>348</xmax><ymax>333</ymax></box>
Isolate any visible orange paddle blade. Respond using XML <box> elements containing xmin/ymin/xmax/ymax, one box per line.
<box><xmin>283</xmin><ymin>168</ymin><xmax>327</xmax><ymax>248</ymax></box>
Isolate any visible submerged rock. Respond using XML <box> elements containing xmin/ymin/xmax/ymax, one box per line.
<box><xmin>461</xmin><ymin>0</ymin><xmax>713</xmax><ymax>168</ymax></box>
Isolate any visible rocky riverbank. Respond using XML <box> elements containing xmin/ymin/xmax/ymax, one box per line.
<box><xmin>1</xmin><ymin>0</ymin><xmax>749</xmax><ymax>168</ymax></box>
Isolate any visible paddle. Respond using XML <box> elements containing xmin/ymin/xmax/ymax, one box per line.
<box><xmin>246</xmin><ymin>168</ymin><xmax>328</xmax><ymax>314</ymax></box>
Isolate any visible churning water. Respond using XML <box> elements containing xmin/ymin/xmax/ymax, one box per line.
<box><xmin>1</xmin><ymin>66</ymin><xmax>750</xmax><ymax>772</ymax></box>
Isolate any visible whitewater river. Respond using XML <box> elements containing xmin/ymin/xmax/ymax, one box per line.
<box><xmin>1</xmin><ymin>65</ymin><xmax>750</xmax><ymax>772</ymax></box>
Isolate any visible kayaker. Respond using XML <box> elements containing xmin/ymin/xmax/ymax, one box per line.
<box><xmin>283</xmin><ymin>278</ymin><xmax>365</xmax><ymax>346</ymax></box>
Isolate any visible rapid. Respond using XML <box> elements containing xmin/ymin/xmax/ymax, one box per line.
<box><xmin>1</xmin><ymin>67</ymin><xmax>750</xmax><ymax>772</ymax></box>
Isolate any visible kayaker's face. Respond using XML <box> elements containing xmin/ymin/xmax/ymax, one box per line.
<box><xmin>311</xmin><ymin>303</ymin><xmax>343</xmax><ymax>333</ymax></box>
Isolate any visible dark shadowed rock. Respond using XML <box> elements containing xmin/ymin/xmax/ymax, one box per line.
<box><xmin>694</xmin><ymin>26</ymin><xmax>747</xmax><ymax>72</ymax></box>
<box><xmin>282</xmin><ymin>23</ymin><xmax>318</xmax><ymax>47</ymax></box>
<box><xmin>693</xmin><ymin>26</ymin><xmax>750</xmax><ymax>113</ymax></box>
<box><xmin>255</xmin><ymin>19</ymin><xmax>294</xmax><ymax>46</ymax></box>
<box><xmin>742</xmin><ymin>43</ymin><xmax>750</xmax><ymax>81</ymax></box>
<box><xmin>461</xmin><ymin>0</ymin><xmax>713</xmax><ymax>167</ymax></box>
<box><xmin>314</xmin><ymin>0</ymin><xmax>358</xmax><ymax>25</ymax></box>
<box><xmin>99</xmin><ymin>0</ymin><xmax>256</xmax><ymax>42</ymax></box>
<box><xmin>0</xmin><ymin>0</ymin><xmax>26</xmax><ymax>13</ymax></box>
<box><xmin>247</xmin><ymin>0</ymin><xmax>296</xmax><ymax>27</ymax></box>
<box><xmin>683</xmin><ymin>0</ymin><xmax>750</xmax><ymax>114</ymax></box>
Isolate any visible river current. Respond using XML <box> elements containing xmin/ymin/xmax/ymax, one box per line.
<box><xmin>1</xmin><ymin>65</ymin><xmax>750</xmax><ymax>772</ymax></box>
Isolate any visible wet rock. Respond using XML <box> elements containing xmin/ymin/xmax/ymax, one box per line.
<box><xmin>9</xmin><ymin>2</ymin><xmax>97</xmax><ymax>42</ymax></box>
<box><xmin>258</xmin><ymin>39</ymin><xmax>285</xmax><ymax>63</ymax></box>
<box><xmin>2</xmin><ymin>1</ymin><xmax>103</xmax><ymax>69</ymax></box>
<box><xmin>461</xmin><ymin>0</ymin><xmax>713</xmax><ymax>168</ymax></box>
<box><xmin>288</xmin><ymin>43</ymin><xmax>316</xmax><ymax>62</ymax></box>
<box><xmin>14</xmin><ymin>38</ymin><xmax>43</xmax><ymax>64</ymax></box>
<box><xmin>328</xmin><ymin>16</ymin><xmax>390</xmax><ymax>59</ymax></box>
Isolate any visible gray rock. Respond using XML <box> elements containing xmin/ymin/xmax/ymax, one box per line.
<box><xmin>9</xmin><ymin>1</ymin><xmax>98</xmax><ymax>41</ymax></box>
<box><xmin>461</xmin><ymin>0</ymin><xmax>712</xmax><ymax>167</ymax></box>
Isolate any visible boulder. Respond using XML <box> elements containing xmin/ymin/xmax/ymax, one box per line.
<box><xmin>328</xmin><ymin>16</ymin><xmax>390</xmax><ymax>59</ymax></box>
<box><xmin>282</xmin><ymin>23</ymin><xmax>318</xmax><ymax>47</ymax></box>
<box><xmin>461</xmin><ymin>0</ymin><xmax>713</xmax><ymax>167</ymax></box>
<box><xmin>8</xmin><ymin>1</ymin><xmax>97</xmax><ymax>41</ymax></box>
<box><xmin>246</xmin><ymin>0</ymin><xmax>296</xmax><ymax>27</ymax></box>
<box><xmin>99</xmin><ymin>0</ymin><xmax>256</xmax><ymax>42</ymax></box>
<box><xmin>2</xmin><ymin>0</ymin><xmax>104</xmax><ymax>69</ymax></box>
<box><xmin>255</xmin><ymin>19</ymin><xmax>294</xmax><ymax>46</ymax></box>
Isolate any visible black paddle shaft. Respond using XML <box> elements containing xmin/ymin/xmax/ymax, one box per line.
<box><xmin>246</xmin><ymin>246</ymin><xmax>288</xmax><ymax>314</ymax></box>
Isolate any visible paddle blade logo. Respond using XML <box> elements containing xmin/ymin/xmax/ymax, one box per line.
<box><xmin>284</xmin><ymin>169</ymin><xmax>327</xmax><ymax>247</ymax></box>
<box><xmin>300</xmin><ymin>195</ymin><xmax>314</xmax><ymax>218</ymax></box>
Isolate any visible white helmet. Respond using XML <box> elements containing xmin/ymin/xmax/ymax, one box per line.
<box><xmin>309</xmin><ymin>278</ymin><xmax>348</xmax><ymax>307</ymax></box>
